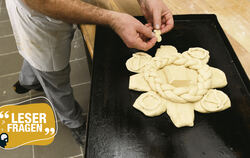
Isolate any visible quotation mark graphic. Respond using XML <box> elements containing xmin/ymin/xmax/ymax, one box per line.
<box><xmin>0</xmin><ymin>111</ymin><xmax>9</xmax><ymax>119</ymax></box>
<box><xmin>44</xmin><ymin>128</ymin><xmax>55</xmax><ymax>135</ymax></box>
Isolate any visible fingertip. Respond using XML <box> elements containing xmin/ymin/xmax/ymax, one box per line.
<box><xmin>155</xmin><ymin>24</ymin><xmax>160</xmax><ymax>30</ymax></box>
<box><xmin>153</xmin><ymin>10</ymin><xmax>161</xmax><ymax>30</ymax></box>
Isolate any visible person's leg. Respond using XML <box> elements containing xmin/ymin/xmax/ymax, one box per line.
<box><xmin>13</xmin><ymin>59</ymin><xmax>43</xmax><ymax>94</ymax></box>
<box><xmin>30</xmin><ymin>64</ymin><xmax>85</xmax><ymax>129</ymax></box>
<box><xmin>19</xmin><ymin>59</ymin><xmax>42</xmax><ymax>89</ymax></box>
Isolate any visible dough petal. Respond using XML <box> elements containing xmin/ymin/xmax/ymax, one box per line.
<box><xmin>194</xmin><ymin>89</ymin><xmax>231</xmax><ymax>113</ymax></box>
<box><xmin>166</xmin><ymin>101</ymin><xmax>195</xmax><ymax>128</ymax></box>
<box><xmin>210</xmin><ymin>67</ymin><xmax>227</xmax><ymax>88</ymax></box>
<box><xmin>155</xmin><ymin>45</ymin><xmax>179</xmax><ymax>58</ymax></box>
<box><xmin>126</xmin><ymin>52</ymin><xmax>153</xmax><ymax>73</ymax></box>
<box><xmin>133</xmin><ymin>92</ymin><xmax>167</xmax><ymax>117</ymax></box>
<box><xmin>183</xmin><ymin>47</ymin><xmax>210</xmax><ymax>64</ymax></box>
<box><xmin>129</xmin><ymin>73</ymin><xmax>151</xmax><ymax>91</ymax></box>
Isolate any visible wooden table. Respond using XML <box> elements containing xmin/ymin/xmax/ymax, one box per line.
<box><xmin>80</xmin><ymin>0</ymin><xmax>250</xmax><ymax>79</ymax></box>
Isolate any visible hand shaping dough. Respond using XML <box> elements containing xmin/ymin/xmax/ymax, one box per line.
<box><xmin>154</xmin><ymin>30</ymin><xmax>162</xmax><ymax>42</ymax></box>
<box><xmin>194</xmin><ymin>89</ymin><xmax>231</xmax><ymax>113</ymax></box>
<box><xmin>133</xmin><ymin>91</ymin><xmax>167</xmax><ymax>117</ymax></box>
<box><xmin>129</xmin><ymin>73</ymin><xmax>151</xmax><ymax>91</ymax></box>
<box><xmin>210</xmin><ymin>67</ymin><xmax>227</xmax><ymax>88</ymax></box>
<box><xmin>166</xmin><ymin>101</ymin><xmax>194</xmax><ymax>128</ymax></box>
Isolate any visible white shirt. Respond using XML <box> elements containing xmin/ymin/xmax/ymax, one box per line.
<box><xmin>6</xmin><ymin>0</ymin><xmax>75</xmax><ymax>72</ymax></box>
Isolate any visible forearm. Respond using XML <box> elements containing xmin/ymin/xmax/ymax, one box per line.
<box><xmin>22</xmin><ymin>0</ymin><xmax>116</xmax><ymax>25</ymax></box>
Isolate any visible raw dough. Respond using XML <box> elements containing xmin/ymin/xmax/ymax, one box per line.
<box><xmin>194</xmin><ymin>89</ymin><xmax>231</xmax><ymax>113</ymax></box>
<box><xmin>144</xmin><ymin>63</ymin><xmax>212</xmax><ymax>103</ymax></box>
<box><xmin>210</xmin><ymin>67</ymin><xmax>227</xmax><ymax>88</ymax></box>
<box><xmin>154</xmin><ymin>30</ymin><xmax>162</xmax><ymax>42</ymax></box>
<box><xmin>129</xmin><ymin>73</ymin><xmax>151</xmax><ymax>91</ymax></box>
<box><xmin>133</xmin><ymin>91</ymin><xmax>167</xmax><ymax>117</ymax></box>
<box><xmin>163</xmin><ymin>65</ymin><xmax>192</xmax><ymax>87</ymax></box>
<box><xmin>155</xmin><ymin>45</ymin><xmax>179</xmax><ymax>58</ymax></box>
<box><xmin>126</xmin><ymin>52</ymin><xmax>153</xmax><ymax>73</ymax></box>
<box><xmin>182</xmin><ymin>47</ymin><xmax>210</xmax><ymax>64</ymax></box>
<box><xmin>166</xmin><ymin>101</ymin><xmax>194</xmax><ymax>127</ymax></box>
<box><xmin>126</xmin><ymin>45</ymin><xmax>230</xmax><ymax>127</ymax></box>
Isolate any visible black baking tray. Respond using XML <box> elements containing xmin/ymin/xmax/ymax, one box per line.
<box><xmin>85</xmin><ymin>15</ymin><xmax>250</xmax><ymax>158</ymax></box>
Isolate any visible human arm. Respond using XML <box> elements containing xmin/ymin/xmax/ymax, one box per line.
<box><xmin>22</xmin><ymin>0</ymin><xmax>156</xmax><ymax>51</ymax></box>
<box><xmin>138</xmin><ymin>0</ymin><xmax>174</xmax><ymax>33</ymax></box>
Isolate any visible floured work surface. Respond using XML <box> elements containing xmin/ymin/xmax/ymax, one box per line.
<box><xmin>86</xmin><ymin>15</ymin><xmax>250</xmax><ymax>158</ymax></box>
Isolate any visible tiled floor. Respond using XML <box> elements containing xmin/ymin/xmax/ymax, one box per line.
<box><xmin>0</xmin><ymin>0</ymin><xmax>91</xmax><ymax>157</ymax></box>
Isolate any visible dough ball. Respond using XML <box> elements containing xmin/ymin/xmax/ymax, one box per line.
<box><xmin>166</xmin><ymin>101</ymin><xmax>195</xmax><ymax>128</ymax></box>
<box><xmin>126</xmin><ymin>52</ymin><xmax>154</xmax><ymax>73</ymax></box>
<box><xmin>129</xmin><ymin>73</ymin><xmax>151</xmax><ymax>92</ymax></box>
<box><xmin>183</xmin><ymin>47</ymin><xmax>210</xmax><ymax>64</ymax></box>
<box><xmin>155</xmin><ymin>45</ymin><xmax>178</xmax><ymax>58</ymax></box>
<box><xmin>154</xmin><ymin>30</ymin><xmax>162</xmax><ymax>42</ymax></box>
<box><xmin>210</xmin><ymin>67</ymin><xmax>227</xmax><ymax>88</ymax></box>
<box><xmin>194</xmin><ymin>89</ymin><xmax>231</xmax><ymax>113</ymax></box>
<box><xmin>133</xmin><ymin>91</ymin><xmax>167</xmax><ymax>117</ymax></box>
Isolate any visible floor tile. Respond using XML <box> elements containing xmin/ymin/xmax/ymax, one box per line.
<box><xmin>0</xmin><ymin>146</ymin><xmax>33</xmax><ymax>158</ymax></box>
<box><xmin>1</xmin><ymin>0</ymin><xmax>6</xmax><ymax>8</ymax></box>
<box><xmin>73</xmin><ymin>28</ymin><xmax>83</xmax><ymax>40</ymax></box>
<box><xmin>70</xmin><ymin>58</ymin><xmax>90</xmax><ymax>85</ymax></box>
<box><xmin>0</xmin><ymin>20</ymin><xmax>12</xmax><ymax>36</ymax></box>
<box><xmin>73</xmin><ymin>83</ymin><xmax>90</xmax><ymax>113</ymax></box>
<box><xmin>0</xmin><ymin>8</ymin><xmax>9</xmax><ymax>21</ymax></box>
<box><xmin>29</xmin><ymin>96</ymin><xmax>51</xmax><ymax>105</ymax></box>
<box><xmin>0</xmin><ymin>53</ymin><xmax>23</xmax><ymax>76</ymax></box>
<box><xmin>0</xmin><ymin>94</ymin><xmax>30</xmax><ymax>107</ymax></box>
<box><xmin>30</xmin><ymin>89</ymin><xmax>45</xmax><ymax>98</ymax></box>
<box><xmin>68</xmin><ymin>154</ymin><xmax>84</xmax><ymax>158</ymax></box>
<box><xmin>34</xmin><ymin>122</ymin><xmax>83</xmax><ymax>158</ymax></box>
<box><xmin>70</xmin><ymin>29</ymin><xmax>86</xmax><ymax>61</ymax></box>
<box><xmin>70</xmin><ymin>38</ymin><xmax>86</xmax><ymax>61</ymax></box>
<box><xmin>0</xmin><ymin>73</ymin><xmax>30</xmax><ymax>104</ymax></box>
<box><xmin>0</xmin><ymin>36</ymin><xmax>17</xmax><ymax>54</ymax></box>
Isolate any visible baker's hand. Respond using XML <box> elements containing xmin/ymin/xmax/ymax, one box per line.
<box><xmin>138</xmin><ymin>0</ymin><xmax>174</xmax><ymax>33</ymax></box>
<box><xmin>109</xmin><ymin>12</ymin><xmax>157</xmax><ymax>51</ymax></box>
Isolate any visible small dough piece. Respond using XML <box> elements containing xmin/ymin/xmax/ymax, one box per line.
<box><xmin>155</xmin><ymin>45</ymin><xmax>178</xmax><ymax>58</ymax></box>
<box><xmin>210</xmin><ymin>67</ymin><xmax>227</xmax><ymax>88</ymax></box>
<box><xmin>129</xmin><ymin>73</ymin><xmax>151</xmax><ymax>91</ymax></box>
<box><xmin>166</xmin><ymin>101</ymin><xmax>194</xmax><ymax>128</ymax></box>
<box><xmin>194</xmin><ymin>89</ymin><xmax>231</xmax><ymax>113</ymax></box>
<box><xmin>126</xmin><ymin>52</ymin><xmax>153</xmax><ymax>73</ymax></box>
<box><xmin>154</xmin><ymin>30</ymin><xmax>162</xmax><ymax>42</ymax></box>
<box><xmin>163</xmin><ymin>65</ymin><xmax>191</xmax><ymax>87</ymax></box>
<box><xmin>133</xmin><ymin>91</ymin><xmax>167</xmax><ymax>117</ymax></box>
